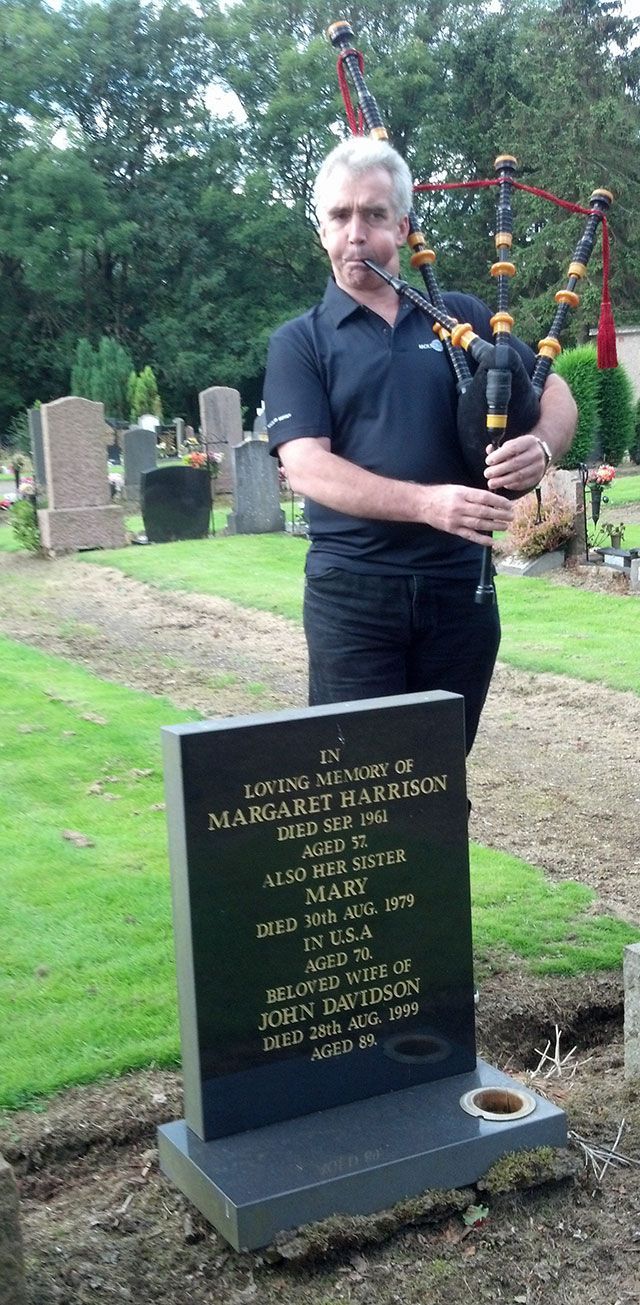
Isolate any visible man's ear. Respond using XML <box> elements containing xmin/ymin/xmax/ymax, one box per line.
<box><xmin>396</xmin><ymin>214</ymin><xmax>410</xmax><ymax>246</ymax></box>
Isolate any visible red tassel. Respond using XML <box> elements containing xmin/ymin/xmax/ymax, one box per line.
<box><xmin>597</xmin><ymin>298</ymin><xmax>618</xmax><ymax>369</ymax></box>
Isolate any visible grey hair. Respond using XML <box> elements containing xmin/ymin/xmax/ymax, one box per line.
<box><xmin>313</xmin><ymin>137</ymin><xmax>413</xmax><ymax>222</ymax></box>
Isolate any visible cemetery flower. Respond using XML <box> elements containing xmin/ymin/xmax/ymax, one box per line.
<box><xmin>183</xmin><ymin>450</ymin><xmax>223</xmax><ymax>477</ymax></box>
<box><xmin>184</xmin><ymin>451</ymin><xmax>207</xmax><ymax>469</ymax></box>
<box><xmin>601</xmin><ymin>521</ymin><xmax>626</xmax><ymax>544</ymax></box>
<box><xmin>587</xmin><ymin>464</ymin><xmax>616</xmax><ymax>486</ymax></box>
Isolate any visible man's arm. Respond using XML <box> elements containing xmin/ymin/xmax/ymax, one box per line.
<box><xmin>278</xmin><ymin>437</ymin><xmax>516</xmax><ymax>547</ymax></box>
<box><xmin>483</xmin><ymin>373</ymin><xmax>578</xmax><ymax>494</ymax></box>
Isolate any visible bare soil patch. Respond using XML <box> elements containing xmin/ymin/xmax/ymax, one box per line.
<box><xmin>1</xmin><ymin>540</ymin><xmax>640</xmax><ymax>1304</ymax></box>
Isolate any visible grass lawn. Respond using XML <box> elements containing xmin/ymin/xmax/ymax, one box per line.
<box><xmin>0</xmin><ymin>634</ymin><xmax>637</xmax><ymax>1110</ymax></box>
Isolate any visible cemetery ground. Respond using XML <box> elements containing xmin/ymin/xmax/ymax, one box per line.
<box><xmin>1</xmin><ymin>509</ymin><xmax>640</xmax><ymax>1303</ymax></box>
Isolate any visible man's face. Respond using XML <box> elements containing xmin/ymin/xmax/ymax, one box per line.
<box><xmin>318</xmin><ymin>165</ymin><xmax>409</xmax><ymax>297</ymax></box>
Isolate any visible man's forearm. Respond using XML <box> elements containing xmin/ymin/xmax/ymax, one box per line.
<box><xmin>278</xmin><ymin>438</ymin><xmax>515</xmax><ymax>545</ymax></box>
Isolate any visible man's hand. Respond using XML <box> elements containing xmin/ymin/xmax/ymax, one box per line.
<box><xmin>420</xmin><ymin>483</ymin><xmax>514</xmax><ymax>544</ymax></box>
<box><xmin>483</xmin><ymin>433</ymin><xmax>547</xmax><ymax>494</ymax></box>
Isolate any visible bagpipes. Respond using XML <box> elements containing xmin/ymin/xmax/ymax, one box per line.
<box><xmin>326</xmin><ymin>19</ymin><xmax>616</xmax><ymax>603</ymax></box>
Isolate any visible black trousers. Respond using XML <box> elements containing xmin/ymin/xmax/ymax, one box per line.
<box><xmin>303</xmin><ymin>569</ymin><xmax>500</xmax><ymax>754</ymax></box>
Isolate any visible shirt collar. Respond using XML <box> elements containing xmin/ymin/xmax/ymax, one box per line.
<box><xmin>320</xmin><ymin>276</ymin><xmax>415</xmax><ymax>328</ymax></box>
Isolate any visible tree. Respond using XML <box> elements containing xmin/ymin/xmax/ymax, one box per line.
<box><xmin>552</xmin><ymin>345</ymin><xmax>599</xmax><ymax>467</ymax></box>
<box><xmin>597</xmin><ymin>363</ymin><xmax>635</xmax><ymax>465</ymax></box>
<box><xmin>130</xmin><ymin>365</ymin><xmax>162</xmax><ymax>420</ymax></box>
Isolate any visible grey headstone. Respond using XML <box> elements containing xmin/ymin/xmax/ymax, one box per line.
<box><xmin>158</xmin><ymin>693</ymin><xmax>566</xmax><ymax>1250</ymax></box>
<box><xmin>0</xmin><ymin>1155</ymin><xmax>27</xmax><ymax>1305</ymax></box>
<box><xmin>38</xmin><ymin>396</ymin><xmax>125</xmax><ymax>554</ymax></box>
<box><xmin>123</xmin><ymin>427</ymin><xmax>157</xmax><ymax>503</ymax></box>
<box><xmin>199</xmin><ymin>387</ymin><xmax>243</xmax><ymax>449</ymax></box>
<box><xmin>174</xmin><ymin>418</ymin><xmax>185</xmax><ymax>453</ymax></box>
<box><xmin>624</xmin><ymin>942</ymin><xmax>640</xmax><ymax>1079</ymax></box>
<box><xmin>253</xmin><ymin>404</ymin><xmax>267</xmax><ymax>439</ymax></box>
<box><xmin>29</xmin><ymin>407</ymin><xmax>46</xmax><ymax>491</ymax></box>
<box><xmin>226</xmin><ymin>438</ymin><xmax>284</xmax><ymax>534</ymax></box>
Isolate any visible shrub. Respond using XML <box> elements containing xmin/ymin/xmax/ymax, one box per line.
<box><xmin>504</xmin><ymin>474</ymin><xmax>576</xmax><ymax>559</ymax></box>
<box><xmin>552</xmin><ymin>345</ymin><xmax>599</xmax><ymax>469</ymax></box>
<box><xmin>10</xmin><ymin>498</ymin><xmax>41</xmax><ymax>553</ymax></box>
<box><xmin>597</xmin><ymin>363</ymin><xmax>635</xmax><ymax>466</ymax></box>
<box><xmin>632</xmin><ymin>398</ymin><xmax>640</xmax><ymax>465</ymax></box>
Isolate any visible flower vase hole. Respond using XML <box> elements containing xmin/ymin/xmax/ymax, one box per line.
<box><xmin>459</xmin><ymin>1086</ymin><xmax>536</xmax><ymax>1121</ymax></box>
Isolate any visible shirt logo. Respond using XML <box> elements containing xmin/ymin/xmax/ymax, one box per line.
<box><xmin>418</xmin><ymin>341</ymin><xmax>444</xmax><ymax>352</ymax></box>
<box><xmin>266</xmin><ymin>412</ymin><xmax>292</xmax><ymax>429</ymax></box>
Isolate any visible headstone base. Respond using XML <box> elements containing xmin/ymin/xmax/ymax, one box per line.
<box><xmin>38</xmin><ymin>505</ymin><xmax>126</xmax><ymax>554</ymax></box>
<box><xmin>496</xmin><ymin>550</ymin><xmax>565</xmax><ymax>577</ymax></box>
<box><xmin>226</xmin><ymin>507</ymin><xmax>285</xmax><ymax>535</ymax></box>
<box><xmin>158</xmin><ymin>1059</ymin><xmax>566</xmax><ymax>1251</ymax></box>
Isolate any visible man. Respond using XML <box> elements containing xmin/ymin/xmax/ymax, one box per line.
<box><xmin>264</xmin><ymin>138</ymin><xmax>577</xmax><ymax>752</ymax></box>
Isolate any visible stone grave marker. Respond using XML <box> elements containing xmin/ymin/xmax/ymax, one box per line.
<box><xmin>158</xmin><ymin>693</ymin><xmax>566</xmax><ymax>1250</ymax></box>
<box><xmin>198</xmin><ymin>386</ymin><xmax>242</xmax><ymax>496</ymax></box>
<box><xmin>123</xmin><ymin>426</ymin><xmax>157</xmax><ymax>503</ymax></box>
<box><xmin>174</xmin><ymin>417</ymin><xmax>185</xmax><ymax>454</ymax></box>
<box><xmin>38</xmin><ymin>397</ymin><xmax>125</xmax><ymax>554</ymax></box>
<box><xmin>226</xmin><ymin>437</ymin><xmax>285</xmax><ymax>534</ymax></box>
<box><xmin>140</xmin><ymin>465</ymin><xmax>211</xmax><ymax>542</ymax></box>
<box><xmin>29</xmin><ymin>406</ymin><xmax>46</xmax><ymax>493</ymax></box>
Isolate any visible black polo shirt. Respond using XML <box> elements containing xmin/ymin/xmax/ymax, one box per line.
<box><xmin>265</xmin><ymin>278</ymin><xmax>535</xmax><ymax>578</ymax></box>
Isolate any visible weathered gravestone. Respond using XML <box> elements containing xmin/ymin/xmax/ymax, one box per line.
<box><xmin>37</xmin><ymin>397</ymin><xmax>126</xmax><ymax>554</ymax></box>
<box><xmin>140</xmin><ymin>465</ymin><xmax>210</xmax><ymax>542</ymax></box>
<box><xmin>174</xmin><ymin>417</ymin><xmax>185</xmax><ymax>454</ymax></box>
<box><xmin>158</xmin><ymin>692</ymin><xmax>566</xmax><ymax>1251</ymax></box>
<box><xmin>198</xmin><ymin>386</ymin><xmax>242</xmax><ymax>496</ymax></box>
<box><xmin>226</xmin><ymin>437</ymin><xmax>285</xmax><ymax>535</ymax></box>
<box><xmin>29</xmin><ymin>406</ymin><xmax>46</xmax><ymax>493</ymax></box>
<box><xmin>123</xmin><ymin>427</ymin><xmax>157</xmax><ymax>503</ymax></box>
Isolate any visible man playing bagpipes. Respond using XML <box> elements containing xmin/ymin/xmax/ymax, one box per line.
<box><xmin>264</xmin><ymin>137</ymin><xmax>577</xmax><ymax>753</ymax></box>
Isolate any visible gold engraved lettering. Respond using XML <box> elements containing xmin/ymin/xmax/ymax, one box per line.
<box><xmin>345</xmin><ymin>963</ymin><xmax>388</xmax><ymax>985</ymax></box>
<box><xmin>265</xmin><ymin>976</ymin><xmax>339</xmax><ymax>1003</ymax></box>
<box><xmin>351</xmin><ymin>848</ymin><xmax>406</xmax><ymax>871</ymax></box>
<box><xmin>262</xmin><ymin>867</ymin><xmax>307</xmax><ymax>888</ymax></box>
<box><xmin>262</xmin><ymin>1030</ymin><xmax>304</xmax><ymax>1051</ymax></box>
<box><xmin>311</xmin><ymin>859</ymin><xmax>347</xmax><ymax>879</ymax></box>
<box><xmin>258</xmin><ymin>1002</ymin><xmax>314</xmax><ymax>1030</ymax></box>
<box><xmin>256</xmin><ymin>917</ymin><xmax>298</xmax><ymax>938</ymax></box>
<box><xmin>304</xmin><ymin>951</ymin><xmax>348</xmax><ymax>973</ymax></box>
<box><xmin>338</xmin><ymin>775</ymin><xmax>447</xmax><ymax>809</ymax></box>
<box><xmin>276</xmin><ymin>821</ymin><xmax>318</xmax><ymax>841</ymax></box>
<box><xmin>305</xmin><ymin>876</ymin><xmax>368</xmax><ymax>904</ymax></box>
<box><xmin>343</xmin><ymin>901</ymin><xmax>376</xmax><ymax>919</ymax></box>
<box><xmin>315</xmin><ymin>762</ymin><xmax>390</xmax><ymax>787</ymax></box>
<box><xmin>322</xmin><ymin>814</ymin><xmax>353</xmax><ymax>833</ymax></box>
<box><xmin>301</xmin><ymin>838</ymin><xmax>345</xmax><ymax>858</ymax></box>
<box><xmin>310</xmin><ymin>1038</ymin><xmax>353</xmax><ymax>1060</ymax></box>
<box><xmin>244</xmin><ymin>774</ymin><xmax>310</xmax><ymax>799</ymax></box>
<box><xmin>328</xmin><ymin>925</ymin><xmax>372</xmax><ymax>945</ymax></box>
<box><xmin>322</xmin><ymin>977</ymin><xmax>421</xmax><ymax>1014</ymax></box>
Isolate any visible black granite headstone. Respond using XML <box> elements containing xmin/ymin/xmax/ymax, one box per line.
<box><xmin>140</xmin><ymin>466</ymin><xmax>210</xmax><ymax>542</ymax></box>
<box><xmin>158</xmin><ymin>693</ymin><xmax>566</xmax><ymax>1249</ymax></box>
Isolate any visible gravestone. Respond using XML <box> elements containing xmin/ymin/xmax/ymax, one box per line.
<box><xmin>29</xmin><ymin>406</ymin><xmax>46</xmax><ymax>492</ymax></box>
<box><xmin>37</xmin><ymin>397</ymin><xmax>126</xmax><ymax>554</ymax></box>
<box><xmin>174</xmin><ymin>417</ymin><xmax>185</xmax><ymax>454</ymax></box>
<box><xmin>198</xmin><ymin>386</ymin><xmax>242</xmax><ymax>496</ymax></box>
<box><xmin>158</xmin><ymin>693</ymin><xmax>566</xmax><ymax>1251</ymax></box>
<box><xmin>253</xmin><ymin>403</ymin><xmax>267</xmax><ymax>439</ymax></box>
<box><xmin>140</xmin><ymin>465</ymin><xmax>211</xmax><ymax>542</ymax></box>
<box><xmin>226</xmin><ymin>438</ymin><xmax>285</xmax><ymax>534</ymax></box>
<box><xmin>123</xmin><ymin>427</ymin><xmax>157</xmax><ymax>503</ymax></box>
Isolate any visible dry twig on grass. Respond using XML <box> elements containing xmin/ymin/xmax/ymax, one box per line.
<box><xmin>531</xmin><ymin>1024</ymin><xmax>593</xmax><ymax>1080</ymax></box>
<box><xmin>569</xmin><ymin>1119</ymin><xmax>640</xmax><ymax>1185</ymax></box>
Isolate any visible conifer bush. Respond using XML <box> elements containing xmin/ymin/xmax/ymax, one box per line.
<box><xmin>552</xmin><ymin>345</ymin><xmax>599</xmax><ymax>468</ymax></box>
